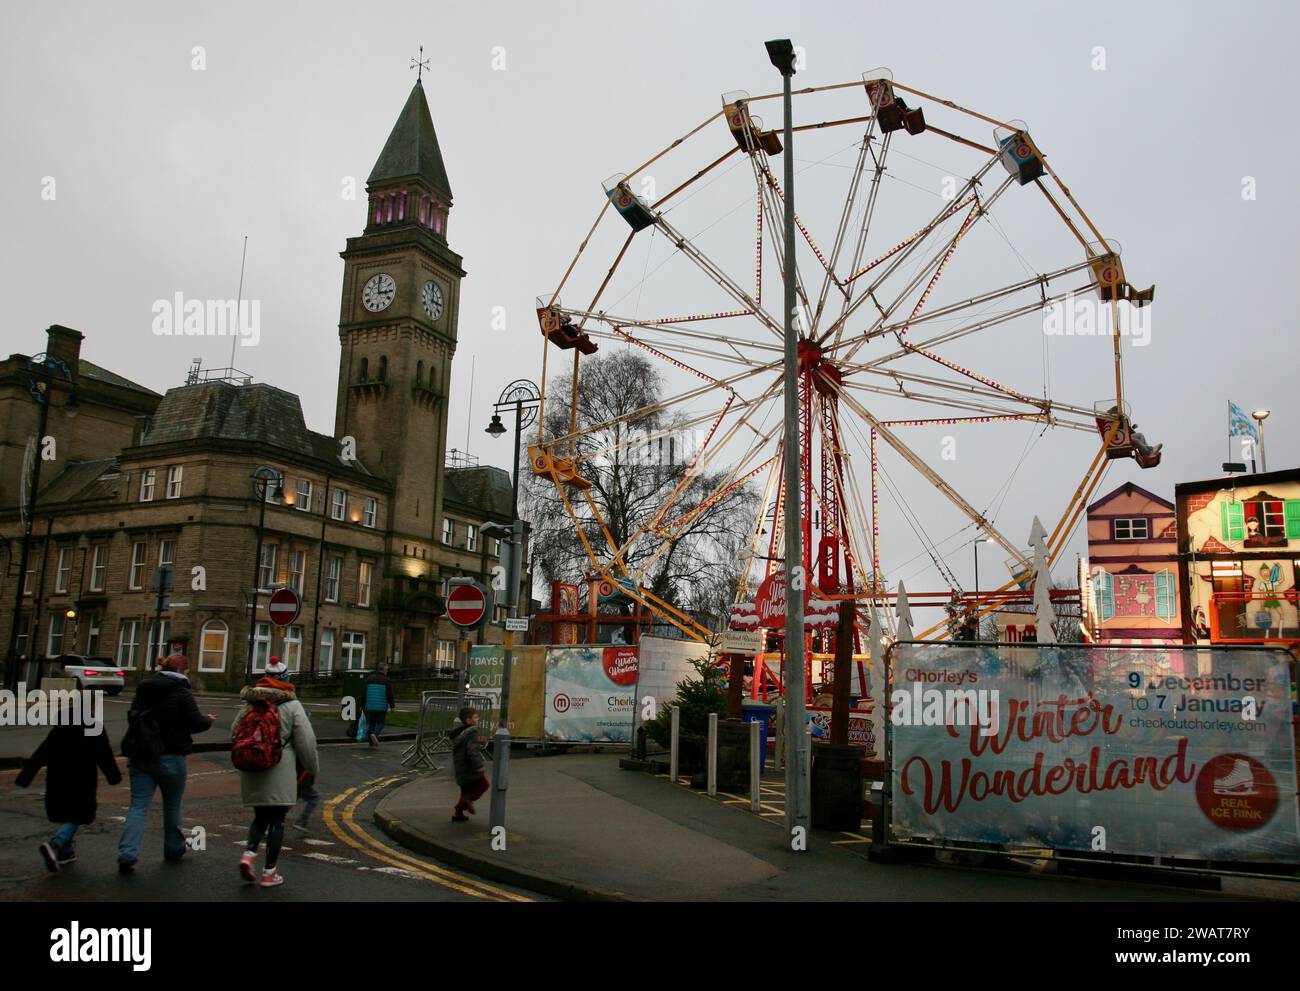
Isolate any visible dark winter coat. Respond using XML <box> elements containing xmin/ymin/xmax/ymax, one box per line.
<box><xmin>128</xmin><ymin>671</ymin><xmax>214</xmax><ymax>755</ymax></box>
<box><xmin>449</xmin><ymin>718</ymin><xmax>485</xmax><ymax>786</ymax></box>
<box><xmin>17</xmin><ymin>725</ymin><xmax>122</xmax><ymax>825</ymax></box>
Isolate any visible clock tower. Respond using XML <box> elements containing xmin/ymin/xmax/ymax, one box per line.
<box><xmin>335</xmin><ymin>78</ymin><xmax>465</xmax><ymax>549</ymax></box>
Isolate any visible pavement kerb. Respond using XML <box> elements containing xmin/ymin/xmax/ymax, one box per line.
<box><xmin>373</xmin><ymin>784</ymin><xmax>632</xmax><ymax>903</ymax></box>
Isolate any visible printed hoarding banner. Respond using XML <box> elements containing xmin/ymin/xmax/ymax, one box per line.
<box><xmin>545</xmin><ymin>645</ymin><xmax>638</xmax><ymax>743</ymax></box>
<box><xmin>467</xmin><ymin>645</ymin><xmax>546</xmax><ymax>739</ymax></box>
<box><xmin>889</xmin><ymin>643</ymin><xmax>1300</xmax><ymax>863</ymax></box>
<box><xmin>807</xmin><ymin>706</ymin><xmax>878</xmax><ymax>757</ymax></box>
<box><xmin>635</xmin><ymin>636</ymin><xmax>710</xmax><ymax>732</ymax></box>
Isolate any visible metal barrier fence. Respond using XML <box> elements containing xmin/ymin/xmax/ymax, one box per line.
<box><xmin>879</xmin><ymin>640</ymin><xmax>1300</xmax><ymax>881</ymax></box>
<box><xmin>400</xmin><ymin>690</ymin><xmax>495</xmax><ymax>770</ymax></box>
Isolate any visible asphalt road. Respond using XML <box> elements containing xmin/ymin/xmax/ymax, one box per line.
<box><xmin>0</xmin><ymin>741</ymin><xmax>542</xmax><ymax>903</ymax></box>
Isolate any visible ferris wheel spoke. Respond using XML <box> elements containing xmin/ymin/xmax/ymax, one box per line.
<box><xmin>830</xmin><ymin>131</ymin><xmax>892</xmax><ymax>348</ymax></box>
<box><xmin>652</xmin><ymin>211</ymin><xmax>786</xmax><ymax>339</ymax></box>
<box><xmin>752</xmin><ymin>155</ymin><xmax>816</xmax><ymax>327</ymax></box>
<box><xmin>824</xmin><ymin>152</ymin><xmax>1003</xmax><ymax>349</ymax></box>
<box><xmin>810</xmin><ymin>128</ymin><xmax>875</xmax><ymax>334</ymax></box>
<box><xmin>840</xmin><ymin>262</ymin><xmax>1097</xmax><ymax>359</ymax></box>
<box><xmin>838</xmin><ymin>174</ymin><xmax>1018</xmax><ymax>365</ymax></box>
<box><xmin>833</xmin><ymin>382</ymin><xmax>1021</xmax><ymax>563</ymax></box>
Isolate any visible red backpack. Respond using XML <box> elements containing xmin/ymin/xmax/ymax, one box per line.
<box><xmin>231</xmin><ymin>700</ymin><xmax>283</xmax><ymax>772</ymax></box>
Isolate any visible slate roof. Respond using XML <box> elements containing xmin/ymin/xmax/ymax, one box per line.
<box><xmin>367</xmin><ymin>80</ymin><xmax>452</xmax><ymax>198</ymax></box>
<box><xmin>444</xmin><ymin>465</ymin><xmax>512</xmax><ymax>518</ymax></box>
<box><xmin>138</xmin><ymin>381</ymin><xmax>368</xmax><ymax>473</ymax></box>
<box><xmin>79</xmin><ymin>360</ymin><xmax>160</xmax><ymax>397</ymax></box>
<box><xmin>37</xmin><ymin>458</ymin><xmax>121</xmax><ymax>504</ymax></box>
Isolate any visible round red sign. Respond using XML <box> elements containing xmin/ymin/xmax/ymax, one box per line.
<box><xmin>446</xmin><ymin>583</ymin><xmax>489</xmax><ymax>628</ymax></box>
<box><xmin>267</xmin><ymin>587</ymin><xmax>301</xmax><ymax>627</ymax></box>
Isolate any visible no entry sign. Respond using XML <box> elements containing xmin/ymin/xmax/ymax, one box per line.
<box><xmin>446</xmin><ymin>581</ymin><xmax>490</xmax><ymax>629</ymax></box>
<box><xmin>267</xmin><ymin>587</ymin><xmax>301</xmax><ymax>627</ymax></box>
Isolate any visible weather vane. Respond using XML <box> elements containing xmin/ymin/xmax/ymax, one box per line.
<box><xmin>410</xmin><ymin>45</ymin><xmax>430</xmax><ymax>82</ymax></box>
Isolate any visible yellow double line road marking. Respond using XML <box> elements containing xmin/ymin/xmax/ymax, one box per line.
<box><xmin>322</xmin><ymin>775</ymin><xmax>532</xmax><ymax>902</ymax></box>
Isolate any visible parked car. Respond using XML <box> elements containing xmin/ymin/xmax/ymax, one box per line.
<box><xmin>54</xmin><ymin>655</ymin><xmax>126</xmax><ymax>695</ymax></box>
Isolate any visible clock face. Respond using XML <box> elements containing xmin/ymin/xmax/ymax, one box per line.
<box><xmin>421</xmin><ymin>280</ymin><xmax>444</xmax><ymax>320</ymax></box>
<box><xmin>361</xmin><ymin>273</ymin><xmax>396</xmax><ymax>312</ymax></box>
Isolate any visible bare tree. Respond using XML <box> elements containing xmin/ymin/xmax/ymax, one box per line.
<box><xmin>524</xmin><ymin>349</ymin><xmax>757</xmax><ymax>631</ymax></box>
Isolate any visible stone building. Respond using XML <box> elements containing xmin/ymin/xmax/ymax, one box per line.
<box><xmin>1</xmin><ymin>79</ymin><xmax>524</xmax><ymax>691</ymax></box>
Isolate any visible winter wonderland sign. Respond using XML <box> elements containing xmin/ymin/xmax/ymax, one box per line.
<box><xmin>889</xmin><ymin>642</ymin><xmax>1300</xmax><ymax>863</ymax></box>
<box><xmin>730</xmin><ymin>571</ymin><xmax>841</xmax><ymax>631</ymax></box>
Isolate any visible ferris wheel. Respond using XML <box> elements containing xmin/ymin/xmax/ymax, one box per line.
<box><xmin>529</xmin><ymin>68</ymin><xmax>1158</xmax><ymax>644</ymax></box>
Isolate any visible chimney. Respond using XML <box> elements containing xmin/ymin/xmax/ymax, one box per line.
<box><xmin>46</xmin><ymin>325</ymin><xmax>84</xmax><ymax>376</ymax></box>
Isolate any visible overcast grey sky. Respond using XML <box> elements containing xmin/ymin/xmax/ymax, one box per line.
<box><xmin>3</xmin><ymin>0</ymin><xmax>1297</xmax><ymax>605</ymax></box>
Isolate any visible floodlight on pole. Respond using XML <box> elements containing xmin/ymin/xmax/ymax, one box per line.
<box><xmin>1252</xmin><ymin>408</ymin><xmax>1271</xmax><ymax>473</ymax></box>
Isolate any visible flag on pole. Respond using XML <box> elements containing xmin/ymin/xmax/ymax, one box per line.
<box><xmin>1228</xmin><ymin>401</ymin><xmax>1259</xmax><ymax>443</ymax></box>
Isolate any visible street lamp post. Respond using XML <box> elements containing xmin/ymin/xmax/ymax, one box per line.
<box><xmin>4</xmin><ymin>353</ymin><xmax>77</xmax><ymax>691</ymax></box>
<box><xmin>766</xmin><ymin>37</ymin><xmax>810</xmax><ymax>847</ymax></box>
<box><xmin>1252</xmin><ymin>409</ymin><xmax>1271</xmax><ymax>473</ymax></box>
<box><xmin>244</xmin><ymin>466</ymin><xmax>283</xmax><ymax>683</ymax></box>
<box><xmin>484</xmin><ymin>379</ymin><xmax>541</xmax><ymax>832</ymax></box>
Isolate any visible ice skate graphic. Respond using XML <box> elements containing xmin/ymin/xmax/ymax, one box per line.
<box><xmin>1212</xmin><ymin>758</ymin><xmax>1258</xmax><ymax>796</ymax></box>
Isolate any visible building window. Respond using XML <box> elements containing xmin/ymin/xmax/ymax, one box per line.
<box><xmin>199</xmin><ymin>619</ymin><xmax>228</xmax><ymax>672</ymax></box>
<box><xmin>258</xmin><ymin>545</ymin><xmax>278</xmax><ymax>591</ymax></box>
<box><xmin>24</xmin><ymin>563</ymin><xmax>36</xmax><ymax>596</ymax></box>
<box><xmin>117</xmin><ymin>620</ymin><xmax>141</xmax><ymax>668</ymax></box>
<box><xmin>363</xmin><ymin>496</ymin><xmax>378</xmax><ymax>528</ymax></box>
<box><xmin>442</xmin><ymin>518</ymin><xmax>453</xmax><ymax>544</ymax></box>
<box><xmin>466</xmin><ymin>525</ymin><xmax>477</xmax><ymax>553</ymax></box>
<box><xmin>325</xmin><ymin>557</ymin><xmax>342</xmax><ymax>602</ymax></box>
<box><xmin>358</xmin><ymin>561</ymin><xmax>372</xmax><ymax>607</ymax></box>
<box><xmin>252</xmin><ymin>622</ymin><xmax>272</xmax><ymax>672</ymax></box>
<box><xmin>166</xmin><ymin>465</ymin><xmax>183</xmax><ymax>499</ymax></box>
<box><xmin>47</xmin><ymin>614</ymin><xmax>65</xmax><ymax>656</ymax></box>
<box><xmin>55</xmin><ymin>547</ymin><xmax>70</xmax><ymax>593</ymax></box>
<box><xmin>86</xmin><ymin>613</ymin><xmax>101</xmax><ymax>655</ymax></box>
<box><xmin>159</xmin><ymin>539</ymin><xmax>176</xmax><ymax>570</ymax></box>
<box><xmin>291</xmin><ymin>550</ymin><xmax>306</xmax><ymax>595</ymax></box>
<box><xmin>89</xmin><ymin>545</ymin><xmax>107</xmax><ymax>592</ymax></box>
<box><xmin>293</xmin><ymin>478</ymin><xmax>311</xmax><ymax>512</ymax></box>
<box><xmin>140</xmin><ymin>468</ymin><xmax>156</xmax><ymax>502</ymax></box>
<box><xmin>332</xmin><ymin>489</ymin><xmax>348</xmax><ymax>521</ymax></box>
<box><xmin>436</xmin><ymin>640</ymin><xmax>455</xmax><ymax>664</ymax></box>
<box><xmin>128</xmin><ymin>542</ymin><xmax>146</xmax><ymax>590</ymax></box>
<box><xmin>147</xmin><ymin>620</ymin><xmax>170</xmax><ymax>667</ymax></box>
<box><xmin>1112</xmin><ymin>518</ymin><xmax>1149</xmax><ymax>541</ymax></box>
<box><xmin>1094</xmin><ymin>572</ymin><xmax>1114</xmax><ymax>621</ymax></box>
<box><xmin>1240</xmin><ymin>498</ymin><xmax>1293</xmax><ymax>548</ymax></box>
<box><xmin>341</xmin><ymin>631</ymin><xmax>367</xmax><ymax>670</ymax></box>
<box><xmin>319</xmin><ymin>629</ymin><xmax>335</xmax><ymax>673</ymax></box>
<box><xmin>1155</xmin><ymin>572</ymin><xmax>1176</xmax><ymax>619</ymax></box>
<box><xmin>284</xmin><ymin>625</ymin><xmax>303</xmax><ymax>672</ymax></box>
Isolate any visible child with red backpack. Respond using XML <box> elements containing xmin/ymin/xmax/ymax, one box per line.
<box><xmin>231</xmin><ymin>657</ymin><xmax>318</xmax><ymax>888</ymax></box>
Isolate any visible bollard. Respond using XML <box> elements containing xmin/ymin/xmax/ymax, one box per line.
<box><xmin>707</xmin><ymin>712</ymin><xmax>718</xmax><ymax>796</ymax></box>
<box><xmin>774</xmin><ymin>697</ymin><xmax>786</xmax><ymax>770</ymax></box>
<box><xmin>669</xmin><ymin>705</ymin><xmax>680</xmax><ymax>783</ymax></box>
<box><xmin>749</xmin><ymin>717</ymin><xmax>762</xmax><ymax>812</ymax></box>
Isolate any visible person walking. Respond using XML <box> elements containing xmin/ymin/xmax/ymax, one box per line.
<box><xmin>117</xmin><ymin>653</ymin><xmax>215</xmax><ymax>874</ymax></box>
<box><xmin>449</xmin><ymin>706</ymin><xmax>488</xmax><ymax>822</ymax></box>
<box><xmin>289</xmin><ymin>757</ymin><xmax>320</xmax><ymax>833</ymax></box>
<box><xmin>233</xmin><ymin>657</ymin><xmax>319</xmax><ymax>888</ymax></box>
<box><xmin>17</xmin><ymin>707</ymin><xmax>122</xmax><ymax>872</ymax></box>
<box><xmin>362</xmin><ymin>663</ymin><xmax>396</xmax><ymax>747</ymax></box>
